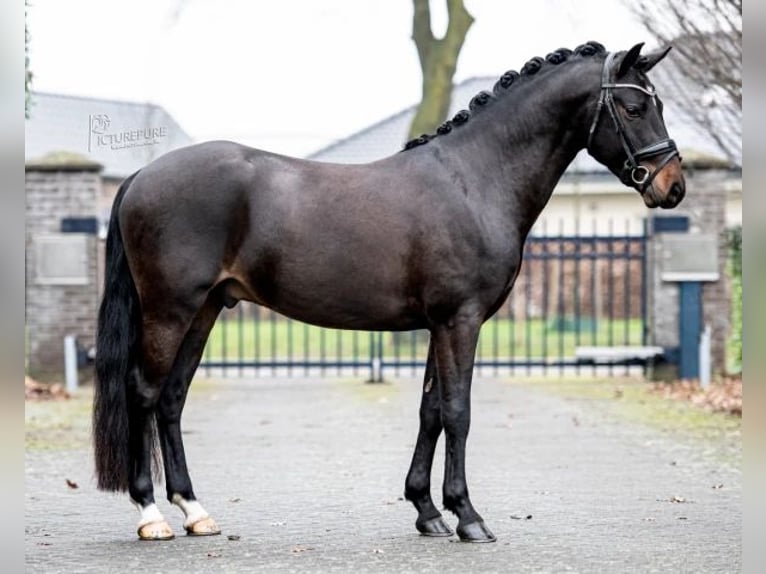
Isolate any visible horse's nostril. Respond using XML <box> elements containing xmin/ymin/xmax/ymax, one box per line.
<box><xmin>668</xmin><ymin>182</ymin><xmax>684</xmax><ymax>204</ymax></box>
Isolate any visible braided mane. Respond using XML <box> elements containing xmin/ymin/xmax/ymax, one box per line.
<box><xmin>402</xmin><ymin>41</ymin><xmax>607</xmax><ymax>151</ymax></box>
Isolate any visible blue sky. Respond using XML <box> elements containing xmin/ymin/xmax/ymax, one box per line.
<box><xmin>27</xmin><ymin>0</ymin><xmax>649</xmax><ymax>157</ymax></box>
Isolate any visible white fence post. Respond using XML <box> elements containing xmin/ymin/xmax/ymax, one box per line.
<box><xmin>699</xmin><ymin>325</ymin><xmax>712</xmax><ymax>388</ymax></box>
<box><xmin>64</xmin><ymin>335</ymin><xmax>79</xmax><ymax>393</ymax></box>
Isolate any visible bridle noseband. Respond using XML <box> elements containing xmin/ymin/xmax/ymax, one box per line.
<box><xmin>586</xmin><ymin>52</ymin><xmax>680</xmax><ymax>194</ymax></box>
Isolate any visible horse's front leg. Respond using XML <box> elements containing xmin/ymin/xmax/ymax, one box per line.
<box><xmin>432</xmin><ymin>312</ymin><xmax>496</xmax><ymax>543</ymax></box>
<box><xmin>404</xmin><ymin>339</ymin><xmax>453</xmax><ymax>536</ymax></box>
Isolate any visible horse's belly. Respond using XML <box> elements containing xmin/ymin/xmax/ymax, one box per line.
<box><xmin>253</xmin><ymin>292</ymin><xmax>426</xmax><ymax>332</ymax></box>
<box><xmin>265</xmin><ymin>303</ymin><xmax>425</xmax><ymax>332</ymax></box>
<box><xmin>233</xmin><ymin>260</ymin><xmax>425</xmax><ymax>331</ymax></box>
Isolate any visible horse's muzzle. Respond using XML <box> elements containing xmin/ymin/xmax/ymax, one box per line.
<box><xmin>637</xmin><ymin>156</ymin><xmax>685</xmax><ymax>209</ymax></box>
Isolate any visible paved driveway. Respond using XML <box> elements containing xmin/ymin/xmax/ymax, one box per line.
<box><xmin>25</xmin><ymin>376</ymin><xmax>741</xmax><ymax>573</ymax></box>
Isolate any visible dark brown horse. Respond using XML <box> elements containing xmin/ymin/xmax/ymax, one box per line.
<box><xmin>93</xmin><ymin>41</ymin><xmax>685</xmax><ymax>542</ymax></box>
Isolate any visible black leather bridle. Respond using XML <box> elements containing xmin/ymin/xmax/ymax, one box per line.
<box><xmin>586</xmin><ymin>52</ymin><xmax>680</xmax><ymax>194</ymax></box>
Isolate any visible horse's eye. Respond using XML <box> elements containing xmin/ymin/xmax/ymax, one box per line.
<box><xmin>625</xmin><ymin>105</ymin><xmax>641</xmax><ymax>119</ymax></box>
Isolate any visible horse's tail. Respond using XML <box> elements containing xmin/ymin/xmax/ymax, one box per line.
<box><xmin>93</xmin><ymin>171</ymin><xmax>142</xmax><ymax>492</ymax></box>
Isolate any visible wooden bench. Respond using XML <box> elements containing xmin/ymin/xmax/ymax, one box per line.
<box><xmin>574</xmin><ymin>345</ymin><xmax>665</xmax><ymax>366</ymax></box>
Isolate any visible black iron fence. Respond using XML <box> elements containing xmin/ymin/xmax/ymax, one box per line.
<box><xmin>200</xmin><ymin>221</ymin><xmax>648</xmax><ymax>378</ymax></box>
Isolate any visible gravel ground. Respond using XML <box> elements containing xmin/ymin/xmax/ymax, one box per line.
<box><xmin>25</xmin><ymin>376</ymin><xmax>742</xmax><ymax>573</ymax></box>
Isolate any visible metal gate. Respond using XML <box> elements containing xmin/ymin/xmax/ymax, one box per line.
<box><xmin>200</xmin><ymin>221</ymin><xmax>648</xmax><ymax>378</ymax></box>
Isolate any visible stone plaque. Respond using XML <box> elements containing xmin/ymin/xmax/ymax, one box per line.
<box><xmin>35</xmin><ymin>234</ymin><xmax>90</xmax><ymax>285</ymax></box>
<box><xmin>659</xmin><ymin>233</ymin><xmax>719</xmax><ymax>282</ymax></box>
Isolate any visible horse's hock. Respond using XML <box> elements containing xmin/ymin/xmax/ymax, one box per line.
<box><xmin>25</xmin><ymin>153</ymin><xmax>102</xmax><ymax>378</ymax></box>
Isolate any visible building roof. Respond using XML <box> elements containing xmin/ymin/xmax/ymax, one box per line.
<box><xmin>308</xmin><ymin>76</ymin><xmax>740</xmax><ymax>173</ymax></box>
<box><xmin>25</xmin><ymin>92</ymin><xmax>194</xmax><ymax>180</ymax></box>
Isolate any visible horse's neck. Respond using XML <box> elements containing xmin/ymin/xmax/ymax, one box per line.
<box><xmin>442</xmin><ymin>63</ymin><xmax>596</xmax><ymax>236</ymax></box>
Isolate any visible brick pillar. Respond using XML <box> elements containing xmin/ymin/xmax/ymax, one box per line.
<box><xmin>647</xmin><ymin>170</ymin><xmax>731</xmax><ymax>377</ymax></box>
<box><xmin>25</xmin><ymin>153</ymin><xmax>103</xmax><ymax>378</ymax></box>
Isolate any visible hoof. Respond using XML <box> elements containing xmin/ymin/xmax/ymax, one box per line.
<box><xmin>457</xmin><ymin>520</ymin><xmax>496</xmax><ymax>543</ymax></box>
<box><xmin>416</xmin><ymin>516</ymin><xmax>454</xmax><ymax>537</ymax></box>
<box><xmin>185</xmin><ymin>516</ymin><xmax>222</xmax><ymax>536</ymax></box>
<box><xmin>137</xmin><ymin>520</ymin><xmax>175</xmax><ymax>541</ymax></box>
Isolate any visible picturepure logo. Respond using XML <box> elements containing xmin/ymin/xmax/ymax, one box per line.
<box><xmin>88</xmin><ymin>113</ymin><xmax>168</xmax><ymax>152</ymax></box>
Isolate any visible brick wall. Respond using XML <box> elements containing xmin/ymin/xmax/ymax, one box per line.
<box><xmin>25</xmin><ymin>157</ymin><xmax>102</xmax><ymax>377</ymax></box>
<box><xmin>648</xmin><ymin>171</ymin><xmax>731</xmax><ymax>376</ymax></box>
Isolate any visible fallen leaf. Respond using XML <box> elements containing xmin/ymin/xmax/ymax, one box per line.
<box><xmin>25</xmin><ymin>377</ymin><xmax>70</xmax><ymax>401</ymax></box>
<box><xmin>648</xmin><ymin>378</ymin><xmax>742</xmax><ymax>417</ymax></box>
<box><xmin>65</xmin><ymin>479</ymin><xmax>78</xmax><ymax>489</ymax></box>
<box><xmin>229</xmin><ymin>497</ymin><xmax>241</xmax><ymax>503</ymax></box>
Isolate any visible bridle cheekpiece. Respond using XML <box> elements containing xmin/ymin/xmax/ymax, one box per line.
<box><xmin>586</xmin><ymin>52</ymin><xmax>680</xmax><ymax>193</ymax></box>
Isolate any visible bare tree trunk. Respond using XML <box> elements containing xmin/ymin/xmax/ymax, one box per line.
<box><xmin>407</xmin><ymin>0</ymin><xmax>474</xmax><ymax>141</ymax></box>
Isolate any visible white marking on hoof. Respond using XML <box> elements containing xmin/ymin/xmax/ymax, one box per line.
<box><xmin>134</xmin><ymin>502</ymin><xmax>164</xmax><ymax>528</ymax></box>
<box><xmin>171</xmin><ymin>495</ymin><xmax>221</xmax><ymax>536</ymax></box>
<box><xmin>132</xmin><ymin>502</ymin><xmax>174</xmax><ymax>540</ymax></box>
<box><xmin>171</xmin><ymin>494</ymin><xmax>214</xmax><ymax>529</ymax></box>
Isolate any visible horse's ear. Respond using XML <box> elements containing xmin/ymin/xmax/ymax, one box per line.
<box><xmin>616</xmin><ymin>43</ymin><xmax>644</xmax><ymax>77</ymax></box>
<box><xmin>635</xmin><ymin>46</ymin><xmax>673</xmax><ymax>73</ymax></box>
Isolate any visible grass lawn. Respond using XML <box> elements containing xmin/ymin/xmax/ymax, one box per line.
<box><xmin>25</xmin><ymin>388</ymin><xmax>93</xmax><ymax>451</ymax></box>
<box><xmin>203</xmin><ymin>317</ymin><xmax>644</xmax><ymax>362</ymax></box>
<box><xmin>24</xmin><ymin>379</ymin><xmax>220</xmax><ymax>452</ymax></box>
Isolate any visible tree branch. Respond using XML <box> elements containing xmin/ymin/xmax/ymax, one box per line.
<box><xmin>444</xmin><ymin>0</ymin><xmax>474</xmax><ymax>48</ymax></box>
<box><xmin>407</xmin><ymin>0</ymin><xmax>474</xmax><ymax>140</ymax></box>
<box><xmin>412</xmin><ymin>0</ymin><xmax>434</xmax><ymax>70</ymax></box>
<box><xmin>623</xmin><ymin>0</ymin><xmax>741</xmax><ymax>162</ymax></box>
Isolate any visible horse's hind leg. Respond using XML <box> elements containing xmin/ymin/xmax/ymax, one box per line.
<box><xmin>129</xmin><ymin>311</ymin><xmax>195</xmax><ymax>541</ymax></box>
<box><xmin>128</xmin><ymin>282</ymin><xmax>218</xmax><ymax>541</ymax></box>
<box><xmin>157</xmin><ymin>294</ymin><xmax>223</xmax><ymax>536</ymax></box>
<box><xmin>404</xmin><ymin>340</ymin><xmax>454</xmax><ymax>536</ymax></box>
